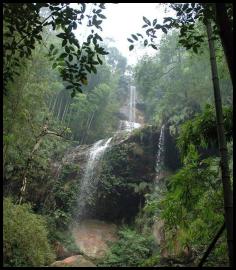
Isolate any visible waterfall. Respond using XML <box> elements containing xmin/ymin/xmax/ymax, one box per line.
<box><xmin>119</xmin><ymin>86</ymin><xmax>141</xmax><ymax>132</ymax></box>
<box><xmin>155</xmin><ymin>124</ymin><xmax>165</xmax><ymax>182</ymax></box>
<box><xmin>129</xmin><ymin>86</ymin><xmax>136</xmax><ymax>126</ymax></box>
<box><xmin>78</xmin><ymin>137</ymin><xmax>112</xmax><ymax>219</ymax></box>
<box><xmin>119</xmin><ymin>120</ymin><xmax>141</xmax><ymax>131</ymax></box>
<box><xmin>77</xmin><ymin>86</ymin><xmax>141</xmax><ymax>219</ymax></box>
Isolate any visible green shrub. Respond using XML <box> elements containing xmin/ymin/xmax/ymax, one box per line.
<box><xmin>98</xmin><ymin>226</ymin><xmax>155</xmax><ymax>267</ymax></box>
<box><xmin>140</xmin><ymin>253</ymin><xmax>161</xmax><ymax>267</ymax></box>
<box><xmin>3</xmin><ymin>197</ymin><xmax>55</xmax><ymax>267</ymax></box>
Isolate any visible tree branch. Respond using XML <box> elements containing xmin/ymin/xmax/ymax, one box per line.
<box><xmin>15</xmin><ymin>5</ymin><xmax>66</xmax><ymax>49</ymax></box>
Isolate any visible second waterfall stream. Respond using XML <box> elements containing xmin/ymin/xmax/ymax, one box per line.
<box><xmin>77</xmin><ymin>137</ymin><xmax>113</xmax><ymax>219</ymax></box>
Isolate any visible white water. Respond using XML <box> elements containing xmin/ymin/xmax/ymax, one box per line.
<box><xmin>129</xmin><ymin>86</ymin><xmax>136</xmax><ymax>125</ymax></box>
<box><xmin>155</xmin><ymin>124</ymin><xmax>165</xmax><ymax>182</ymax></box>
<box><xmin>78</xmin><ymin>86</ymin><xmax>141</xmax><ymax>218</ymax></box>
<box><xmin>119</xmin><ymin>120</ymin><xmax>141</xmax><ymax>131</ymax></box>
<box><xmin>119</xmin><ymin>86</ymin><xmax>141</xmax><ymax>132</ymax></box>
<box><xmin>78</xmin><ymin>137</ymin><xmax>112</xmax><ymax>218</ymax></box>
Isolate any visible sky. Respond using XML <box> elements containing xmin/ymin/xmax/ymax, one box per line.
<box><xmin>72</xmin><ymin>3</ymin><xmax>175</xmax><ymax>66</ymax></box>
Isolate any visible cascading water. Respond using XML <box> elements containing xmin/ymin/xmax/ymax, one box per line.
<box><xmin>129</xmin><ymin>86</ymin><xmax>136</xmax><ymax>127</ymax></box>
<box><xmin>155</xmin><ymin>124</ymin><xmax>165</xmax><ymax>182</ymax></box>
<box><xmin>119</xmin><ymin>86</ymin><xmax>141</xmax><ymax>132</ymax></box>
<box><xmin>78</xmin><ymin>137</ymin><xmax>112</xmax><ymax>219</ymax></box>
<box><xmin>77</xmin><ymin>86</ymin><xmax>141</xmax><ymax>219</ymax></box>
<box><xmin>119</xmin><ymin>120</ymin><xmax>141</xmax><ymax>131</ymax></box>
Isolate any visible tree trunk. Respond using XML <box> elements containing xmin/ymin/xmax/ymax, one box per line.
<box><xmin>19</xmin><ymin>136</ymin><xmax>44</xmax><ymax>204</ymax></box>
<box><xmin>18</xmin><ymin>128</ymin><xmax>69</xmax><ymax>204</ymax></box>
<box><xmin>206</xmin><ymin>20</ymin><xmax>233</xmax><ymax>267</ymax></box>
<box><xmin>215</xmin><ymin>3</ymin><xmax>233</xmax><ymax>84</ymax></box>
<box><xmin>198</xmin><ymin>223</ymin><xmax>225</xmax><ymax>267</ymax></box>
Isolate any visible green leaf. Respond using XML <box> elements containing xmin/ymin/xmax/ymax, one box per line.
<box><xmin>155</xmin><ymin>24</ymin><xmax>162</xmax><ymax>29</ymax></box>
<box><xmin>144</xmin><ymin>40</ymin><xmax>148</xmax><ymax>46</ymax></box>
<box><xmin>97</xmin><ymin>55</ymin><xmax>103</xmax><ymax>65</ymax></box>
<box><xmin>97</xmin><ymin>13</ymin><xmax>106</xmax><ymax>19</ymax></box>
<box><xmin>92</xmin><ymin>60</ymin><xmax>99</xmax><ymax>65</ymax></box>
<box><xmin>137</xmin><ymin>33</ymin><xmax>143</xmax><ymax>38</ymax></box>
<box><xmin>186</xmin><ymin>8</ymin><xmax>192</xmax><ymax>14</ymax></box>
<box><xmin>177</xmin><ymin>10</ymin><xmax>182</xmax><ymax>16</ymax></box>
<box><xmin>193</xmin><ymin>46</ymin><xmax>198</xmax><ymax>54</ymax></box>
<box><xmin>69</xmin><ymin>54</ymin><xmax>73</xmax><ymax>62</ymax></box>
<box><xmin>94</xmin><ymin>19</ymin><xmax>102</xmax><ymax>26</ymax></box>
<box><xmin>72</xmin><ymin>21</ymin><xmax>77</xmax><ymax>30</ymax></box>
<box><xmin>52</xmin><ymin>63</ymin><xmax>57</xmax><ymax>69</ymax></box>
<box><xmin>71</xmin><ymin>91</ymin><xmax>76</xmax><ymax>98</ymax></box>
<box><xmin>62</xmin><ymin>39</ymin><xmax>67</xmax><ymax>47</ymax></box>
<box><xmin>153</xmin><ymin>19</ymin><xmax>157</xmax><ymax>26</ymax></box>
<box><xmin>56</xmin><ymin>33</ymin><xmax>65</xmax><ymax>39</ymax></box>
<box><xmin>91</xmin><ymin>66</ymin><xmax>97</xmax><ymax>74</ymax></box>
<box><xmin>99</xmin><ymin>49</ymin><xmax>109</xmax><ymax>55</ymax></box>
<box><xmin>95</xmin><ymin>33</ymin><xmax>103</xmax><ymax>41</ymax></box>
<box><xmin>131</xmin><ymin>34</ymin><xmax>138</xmax><ymax>41</ymax></box>
<box><xmin>80</xmin><ymin>3</ymin><xmax>86</xmax><ymax>13</ymax></box>
<box><xmin>59</xmin><ymin>53</ymin><xmax>67</xmax><ymax>59</ymax></box>
<box><xmin>52</xmin><ymin>49</ymin><xmax>58</xmax><ymax>55</ymax></box>
<box><xmin>49</xmin><ymin>44</ymin><xmax>55</xmax><ymax>51</ymax></box>
<box><xmin>85</xmin><ymin>65</ymin><xmax>91</xmax><ymax>72</ymax></box>
<box><xmin>183</xmin><ymin>3</ymin><xmax>188</xmax><ymax>10</ymax></box>
<box><xmin>163</xmin><ymin>17</ymin><xmax>172</xmax><ymax>23</ymax></box>
<box><xmin>143</xmin><ymin>16</ymin><xmax>151</xmax><ymax>26</ymax></box>
<box><xmin>65</xmin><ymin>46</ymin><xmax>70</xmax><ymax>54</ymax></box>
<box><xmin>150</xmin><ymin>44</ymin><xmax>158</xmax><ymax>50</ymax></box>
<box><xmin>129</xmin><ymin>45</ymin><xmax>134</xmax><ymax>51</ymax></box>
<box><xmin>127</xmin><ymin>38</ymin><xmax>134</xmax><ymax>43</ymax></box>
<box><xmin>161</xmin><ymin>27</ymin><xmax>167</xmax><ymax>34</ymax></box>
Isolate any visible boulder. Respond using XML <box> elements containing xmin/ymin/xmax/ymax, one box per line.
<box><xmin>50</xmin><ymin>255</ymin><xmax>96</xmax><ymax>267</ymax></box>
<box><xmin>53</xmin><ymin>241</ymin><xmax>72</xmax><ymax>260</ymax></box>
<box><xmin>72</xmin><ymin>219</ymin><xmax>118</xmax><ymax>259</ymax></box>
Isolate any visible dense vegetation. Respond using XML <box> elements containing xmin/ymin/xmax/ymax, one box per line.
<box><xmin>3</xmin><ymin>3</ymin><xmax>232</xmax><ymax>267</ymax></box>
<box><xmin>3</xmin><ymin>198</ymin><xmax>55</xmax><ymax>267</ymax></box>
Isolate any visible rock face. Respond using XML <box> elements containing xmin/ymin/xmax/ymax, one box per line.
<box><xmin>53</xmin><ymin>241</ymin><xmax>72</xmax><ymax>260</ymax></box>
<box><xmin>86</xmin><ymin>125</ymin><xmax>160</xmax><ymax>223</ymax></box>
<box><xmin>51</xmin><ymin>125</ymin><xmax>181</xmax><ymax>224</ymax></box>
<box><xmin>51</xmin><ymin>255</ymin><xmax>96</xmax><ymax>267</ymax></box>
<box><xmin>71</xmin><ymin>219</ymin><xmax>118</xmax><ymax>259</ymax></box>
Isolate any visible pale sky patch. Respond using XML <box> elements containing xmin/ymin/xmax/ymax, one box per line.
<box><xmin>72</xmin><ymin>3</ymin><xmax>175</xmax><ymax>66</ymax></box>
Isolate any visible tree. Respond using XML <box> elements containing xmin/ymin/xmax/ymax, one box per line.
<box><xmin>128</xmin><ymin>3</ymin><xmax>233</xmax><ymax>83</ymax></box>
<box><xmin>205</xmin><ymin>19</ymin><xmax>233</xmax><ymax>267</ymax></box>
<box><xmin>215</xmin><ymin>3</ymin><xmax>233</xmax><ymax>83</ymax></box>
<box><xmin>130</xmin><ymin>3</ymin><xmax>233</xmax><ymax>265</ymax></box>
<box><xmin>134</xmin><ymin>29</ymin><xmax>231</xmax><ymax>130</ymax></box>
<box><xmin>3</xmin><ymin>3</ymin><xmax>109</xmax><ymax>97</ymax></box>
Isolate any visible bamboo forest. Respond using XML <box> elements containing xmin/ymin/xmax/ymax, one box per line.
<box><xmin>3</xmin><ymin>3</ymin><xmax>233</xmax><ymax>267</ymax></box>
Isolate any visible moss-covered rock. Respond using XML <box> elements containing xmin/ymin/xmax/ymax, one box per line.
<box><xmin>84</xmin><ymin>125</ymin><xmax>160</xmax><ymax>223</ymax></box>
<box><xmin>53</xmin><ymin>125</ymin><xmax>181</xmax><ymax>224</ymax></box>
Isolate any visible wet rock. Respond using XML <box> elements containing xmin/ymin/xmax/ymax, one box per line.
<box><xmin>53</xmin><ymin>240</ymin><xmax>72</xmax><ymax>260</ymax></box>
<box><xmin>50</xmin><ymin>255</ymin><xmax>96</xmax><ymax>267</ymax></box>
<box><xmin>71</xmin><ymin>219</ymin><xmax>118</xmax><ymax>259</ymax></box>
<box><xmin>153</xmin><ymin>219</ymin><xmax>165</xmax><ymax>246</ymax></box>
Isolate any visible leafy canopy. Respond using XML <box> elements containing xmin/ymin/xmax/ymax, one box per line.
<box><xmin>3</xmin><ymin>3</ymin><xmax>109</xmax><ymax>97</ymax></box>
